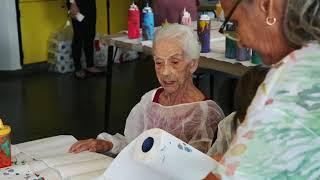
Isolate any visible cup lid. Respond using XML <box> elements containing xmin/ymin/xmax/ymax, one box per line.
<box><xmin>200</xmin><ymin>14</ymin><xmax>210</xmax><ymax>21</ymax></box>
<box><xmin>182</xmin><ymin>8</ymin><xmax>191</xmax><ymax>18</ymax></box>
<box><xmin>0</xmin><ymin>119</ymin><xmax>11</xmax><ymax>136</ymax></box>
<box><xmin>129</xmin><ymin>2</ymin><xmax>139</xmax><ymax>10</ymax></box>
<box><xmin>143</xmin><ymin>3</ymin><xmax>153</xmax><ymax>13</ymax></box>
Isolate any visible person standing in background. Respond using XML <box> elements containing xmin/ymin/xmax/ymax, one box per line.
<box><xmin>153</xmin><ymin>0</ymin><xmax>199</xmax><ymax>26</ymax></box>
<box><xmin>67</xmin><ymin>0</ymin><xmax>103</xmax><ymax>79</ymax></box>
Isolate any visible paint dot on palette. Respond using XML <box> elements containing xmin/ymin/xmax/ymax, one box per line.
<box><xmin>161</xmin><ymin>156</ymin><xmax>166</xmax><ymax>164</ymax></box>
<box><xmin>184</xmin><ymin>146</ymin><xmax>192</xmax><ymax>152</ymax></box>
<box><xmin>8</xmin><ymin>169</ymin><xmax>14</xmax><ymax>172</ymax></box>
<box><xmin>265</xmin><ymin>98</ymin><xmax>274</xmax><ymax>106</ymax></box>
<box><xmin>178</xmin><ymin>144</ymin><xmax>183</xmax><ymax>150</ymax></box>
<box><xmin>142</xmin><ymin>137</ymin><xmax>154</xmax><ymax>153</ymax></box>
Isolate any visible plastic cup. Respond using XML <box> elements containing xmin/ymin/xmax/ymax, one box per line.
<box><xmin>0</xmin><ymin>120</ymin><xmax>11</xmax><ymax>168</ymax></box>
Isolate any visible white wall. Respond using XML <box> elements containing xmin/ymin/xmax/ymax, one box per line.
<box><xmin>0</xmin><ymin>0</ymin><xmax>21</xmax><ymax>70</ymax></box>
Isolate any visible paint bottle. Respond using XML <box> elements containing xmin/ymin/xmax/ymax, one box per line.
<box><xmin>236</xmin><ymin>47</ymin><xmax>252</xmax><ymax>61</ymax></box>
<box><xmin>142</xmin><ymin>3</ymin><xmax>154</xmax><ymax>40</ymax></box>
<box><xmin>215</xmin><ymin>2</ymin><xmax>224</xmax><ymax>21</ymax></box>
<box><xmin>0</xmin><ymin>118</ymin><xmax>11</xmax><ymax>168</ymax></box>
<box><xmin>181</xmin><ymin>8</ymin><xmax>192</xmax><ymax>26</ymax></box>
<box><xmin>128</xmin><ymin>2</ymin><xmax>140</xmax><ymax>39</ymax></box>
<box><xmin>225</xmin><ymin>22</ymin><xmax>237</xmax><ymax>59</ymax></box>
<box><xmin>197</xmin><ymin>14</ymin><xmax>211</xmax><ymax>53</ymax></box>
<box><xmin>252</xmin><ymin>50</ymin><xmax>263</xmax><ymax>64</ymax></box>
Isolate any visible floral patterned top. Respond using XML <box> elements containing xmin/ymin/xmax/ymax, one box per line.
<box><xmin>213</xmin><ymin>43</ymin><xmax>320</xmax><ymax>179</ymax></box>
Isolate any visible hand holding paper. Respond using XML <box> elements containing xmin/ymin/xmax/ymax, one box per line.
<box><xmin>98</xmin><ymin>128</ymin><xmax>224</xmax><ymax>180</ymax></box>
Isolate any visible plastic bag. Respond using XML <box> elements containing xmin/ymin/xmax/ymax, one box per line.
<box><xmin>94</xmin><ymin>34</ymin><xmax>109</xmax><ymax>67</ymax></box>
<box><xmin>48</xmin><ymin>20</ymin><xmax>74</xmax><ymax>74</ymax></box>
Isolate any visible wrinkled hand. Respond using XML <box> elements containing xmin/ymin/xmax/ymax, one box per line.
<box><xmin>69</xmin><ymin>139</ymin><xmax>113</xmax><ymax>153</ymax></box>
<box><xmin>70</xmin><ymin>3</ymin><xmax>80</xmax><ymax>19</ymax></box>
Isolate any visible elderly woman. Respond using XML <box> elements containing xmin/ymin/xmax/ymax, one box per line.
<box><xmin>206</xmin><ymin>0</ymin><xmax>320</xmax><ymax>179</ymax></box>
<box><xmin>69</xmin><ymin>24</ymin><xmax>224</xmax><ymax>154</ymax></box>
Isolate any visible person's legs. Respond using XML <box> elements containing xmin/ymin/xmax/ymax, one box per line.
<box><xmin>83</xmin><ymin>26</ymin><xmax>95</xmax><ymax>69</ymax></box>
<box><xmin>72</xmin><ymin>20</ymin><xmax>86</xmax><ymax>79</ymax></box>
<box><xmin>71</xmin><ymin>20</ymin><xmax>83</xmax><ymax>71</ymax></box>
<box><xmin>83</xmin><ymin>3</ymin><xmax>102</xmax><ymax>74</ymax></box>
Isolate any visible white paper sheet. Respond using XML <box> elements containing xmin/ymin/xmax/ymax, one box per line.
<box><xmin>0</xmin><ymin>163</ymin><xmax>38</xmax><ymax>180</ymax></box>
<box><xmin>98</xmin><ymin>128</ymin><xmax>223</xmax><ymax>180</ymax></box>
<box><xmin>37</xmin><ymin>168</ymin><xmax>62</xmax><ymax>179</ymax></box>
<box><xmin>27</xmin><ymin>160</ymin><xmax>48</xmax><ymax>172</ymax></box>
<box><xmin>56</xmin><ymin>157</ymin><xmax>113</xmax><ymax>179</ymax></box>
<box><xmin>68</xmin><ymin>169</ymin><xmax>105</xmax><ymax>180</ymax></box>
<box><xmin>7</xmin><ymin>135</ymin><xmax>114</xmax><ymax>180</ymax></box>
<box><xmin>42</xmin><ymin>151</ymin><xmax>107</xmax><ymax>168</ymax></box>
<box><xmin>15</xmin><ymin>135</ymin><xmax>78</xmax><ymax>159</ymax></box>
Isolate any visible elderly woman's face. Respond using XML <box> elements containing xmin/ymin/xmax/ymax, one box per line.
<box><xmin>153</xmin><ymin>38</ymin><xmax>196</xmax><ymax>94</ymax></box>
<box><xmin>220</xmin><ymin>0</ymin><xmax>260</xmax><ymax>49</ymax></box>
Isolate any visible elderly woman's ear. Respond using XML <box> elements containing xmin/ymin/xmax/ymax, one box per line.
<box><xmin>189</xmin><ymin>59</ymin><xmax>199</xmax><ymax>74</ymax></box>
<box><xmin>258</xmin><ymin>0</ymin><xmax>285</xmax><ymax>26</ymax></box>
<box><xmin>258</xmin><ymin>0</ymin><xmax>274</xmax><ymax>14</ymax></box>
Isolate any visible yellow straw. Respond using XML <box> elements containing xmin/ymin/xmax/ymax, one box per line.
<box><xmin>0</xmin><ymin>118</ymin><xmax>4</xmax><ymax>129</ymax></box>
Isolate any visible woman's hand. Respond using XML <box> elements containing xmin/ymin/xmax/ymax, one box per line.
<box><xmin>70</xmin><ymin>3</ymin><xmax>80</xmax><ymax>19</ymax></box>
<box><xmin>69</xmin><ymin>139</ymin><xmax>113</xmax><ymax>153</ymax></box>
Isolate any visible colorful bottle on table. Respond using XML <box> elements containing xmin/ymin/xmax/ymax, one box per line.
<box><xmin>252</xmin><ymin>50</ymin><xmax>263</xmax><ymax>64</ymax></box>
<box><xmin>181</xmin><ymin>8</ymin><xmax>192</xmax><ymax>26</ymax></box>
<box><xmin>225</xmin><ymin>22</ymin><xmax>237</xmax><ymax>59</ymax></box>
<box><xmin>142</xmin><ymin>3</ymin><xmax>154</xmax><ymax>40</ymax></box>
<box><xmin>236</xmin><ymin>47</ymin><xmax>251</xmax><ymax>61</ymax></box>
<box><xmin>0</xmin><ymin>118</ymin><xmax>11</xmax><ymax>168</ymax></box>
<box><xmin>128</xmin><ymin>2</ymin><xmax>140</xmax><ymax>39</ymax></box>
<box><xmin>215</xmin><ymin>2</ymin><xmax>224</xmax><ymax>21</ymax></box>
<box><xmin>198</xmin><ymin>14</ymin><xmax>211</xmax><ymax>53</ymax></box>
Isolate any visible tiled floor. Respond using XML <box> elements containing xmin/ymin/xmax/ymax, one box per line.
<box><xmin>0</xmin><ymin>59</ymin><xmax>158</xmax><ymax>144</ymax></box>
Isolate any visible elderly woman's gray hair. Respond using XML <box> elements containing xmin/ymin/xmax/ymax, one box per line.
<box><xmin>239</xmin><ymin>0</ymin><xmax>319</xmax><ymax>46</ymax></box>
<box><xmin>284</xmin><ymin>0</ymin><xmax>320</xmax><ymax>46</ymax></box>
<box><xmin>153</xmin><ymin>23</ymin><xmax>201</xmax><ymax>61</ymax></box>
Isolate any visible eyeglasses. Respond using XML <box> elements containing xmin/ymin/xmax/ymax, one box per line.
<box><xmin>218</xmin><ymin>0</ymin><xmax>243</xmax><ymax>41</ymax></box>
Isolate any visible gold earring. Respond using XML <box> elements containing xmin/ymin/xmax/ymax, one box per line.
<box><xmin>266</xmin><ymin>17</ymin><xmax>277</xmax><ymax>26</ymax></box>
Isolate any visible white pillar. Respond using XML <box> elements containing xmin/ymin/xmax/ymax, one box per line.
<box><xmin>0</xmin><ymin>0</ymin><xmax>21</xmax><ymax>70</ymax></box>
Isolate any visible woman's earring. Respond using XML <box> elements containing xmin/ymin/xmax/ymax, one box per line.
<box><xmin>266</xmin><ymin>17</ymin><xmax>277</xmax><ymax>26</ymax></box>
